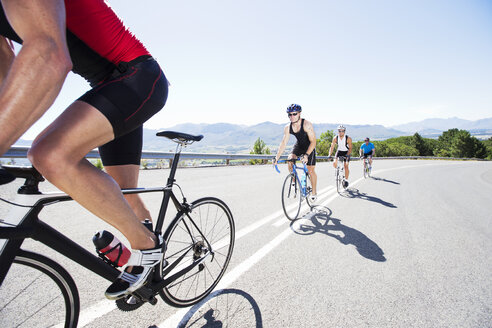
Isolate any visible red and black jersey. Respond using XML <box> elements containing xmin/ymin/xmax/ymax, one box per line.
<box><xmin>0</xmin><ymin>0</ymin><xmax>150</xmax><ymax>85</ymax></box>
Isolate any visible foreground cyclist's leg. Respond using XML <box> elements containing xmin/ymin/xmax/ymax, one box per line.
<box><xmin>307</xmin><ymin>165</ymin><xmax>317</xmax><ymax>197</ymax></box>
<box><xmin>101</xmin><ymin>129</ymin><xmax>153</xmax><ymax>222</ymax></box>
<box><xmin>105</xmin><ymin>164</ymin><xmax>152</xmax><ymax>221</ymax></box>
<box><xmin>29</xmin><ymin>102</ymin><xmax>156</xmax><ymax>250</ymax></box>
<box><xmin>28</xmin><ymin>102</ymin><xmax>162</xmax><ymax>299</ymax></box>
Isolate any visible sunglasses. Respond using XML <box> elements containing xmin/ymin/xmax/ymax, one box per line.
<box><xmin>288</xmin><ymin>112</ymin><xmax>299</xmax><ymax>117</ymax></box>
<box><xmin>338</xmin><ymin>130</ymin><xmax>345</xmax><ymax>132</ymax></box>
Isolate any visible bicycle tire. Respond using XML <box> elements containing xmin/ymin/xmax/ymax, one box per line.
<box><xmin>336</xmin><ymin>168</ymin><xmax>342</xmax><ymax>194</ymax></box>
<box><xmin>363</xmin><ymin>162</ymin><xmax>368</xmax><ymax>179</ymax></box>
<box><xmin>0</xmin><ymin>250</ymin><xmax>80</xmax><ymax>328</ymax></box>
<box><xmin>281</xmin><ymin>173</ymin><xmax>302</xmax><ymax>221</ymax></box>
<box><xmin>159</xmin><ymin>197</ymin><xmax>235</xmax><ymax>307</ymax></box>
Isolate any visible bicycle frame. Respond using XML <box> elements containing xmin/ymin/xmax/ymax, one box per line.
<box><xmin>275</xmin><ymin>159</ymin><xmax>310</xmax><ymax>197</ymax></box>
<box><xmin>0</xmin><ymin>145</ymin><xmax>188</xmax><ymax>288</ymax></box>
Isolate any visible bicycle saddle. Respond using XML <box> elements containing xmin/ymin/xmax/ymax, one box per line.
<box><xmin>156</xmin><ymin>131</ymin><xmax>204</xmax><ymax>143</ymax></box>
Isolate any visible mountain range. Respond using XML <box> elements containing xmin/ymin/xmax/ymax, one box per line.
<box><xmin>15</xmin><ymin>117</ymin><xmax>492</xmax><ymax>154</ymax></box>
<box><xmin>142</xmin><ymin>117</ymin><xmax>492</xmax><ymax>153</ymax></box>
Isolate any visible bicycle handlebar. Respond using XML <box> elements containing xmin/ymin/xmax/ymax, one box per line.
<box><xmin>274</xmin><ymin>158</ymin><xmax>308</xmax><ymax>174</ymax></box>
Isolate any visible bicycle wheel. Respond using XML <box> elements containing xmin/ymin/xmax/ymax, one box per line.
<box><xmin>336</xmin><ymin>168</ymin><xmax>342</xmax><ymax>194</ymax></box>
<box><xmin>0</xmin><ymin>250</ymin><xmax>80</xmax><ymax>328</ymax></box>
<box><xmin>281</xmin><ymin>173</ymin><xmax>302</xmax><ymax>221</ymax></box>
<box><xmin>159</xmin><ymin>197</ymin><xmax>235</xmax><ymax>307</ymax></box>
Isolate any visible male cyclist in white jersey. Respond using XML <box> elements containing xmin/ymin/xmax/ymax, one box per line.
<box><xmin>274</xmin><ymin>104</ymin><xmax>318</xmax><ymax>202</ymax></box>
<box><xmin>328</xmin><ymin>125</ymin><xmax>352</xmax><ymax>188</ymax></box>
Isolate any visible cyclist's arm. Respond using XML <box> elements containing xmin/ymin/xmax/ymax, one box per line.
<box><xmin>275</xmin><ymin>124</ymin><xmax>290</xmax><ymax>162</ymax></box>
<box><xmin>0</xmin><ymin>37</ymin><xmax>14</xmax><ymax>85</ymax></box>
<box><xmin>372</xmin><ymin>145</ymin><xmax>375</xmax><ymax>156</ymax></box>
<box><xmin>0</xmin><ymin>0</ymin><xmax>72</xmax><ymax>155</ymax></box>
<box><xmin>328</xmin><ymin>136</ymin><xmax>337</xmax><ymax>157</ymax></box>
<box><xmin>359</xmin><ymin>145</ymin><xmax>363</xmax><ymax>157</ymax></box>
<box><xmin>303</xmin><ymin>120</ymin><xmax>316</xmax><ymax>160</ymax></box>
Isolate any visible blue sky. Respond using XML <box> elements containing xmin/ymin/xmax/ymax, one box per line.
<box><xmin>21</xmin><ymin>0</ymin><xmax>492</xmax><ymax>139</ymax></box>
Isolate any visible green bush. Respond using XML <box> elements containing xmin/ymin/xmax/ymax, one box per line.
<box><xmin>250</xmin><ymin>137</ymin><xmax>271</xmax><ymax>165</ymax></box>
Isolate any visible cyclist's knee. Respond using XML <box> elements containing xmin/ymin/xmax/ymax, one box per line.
<box><xmin>29</xmin><ymin>143</ymin><xmax>74</xmax><ymax>179</ymax></box>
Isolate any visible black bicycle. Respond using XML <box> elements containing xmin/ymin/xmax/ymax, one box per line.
<box><xmin>0</xmin><ymin>131</ymin><xmax>235</xmax><ymax>328</ymax></box>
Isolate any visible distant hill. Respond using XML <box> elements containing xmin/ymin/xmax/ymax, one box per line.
<box><xmin>14</xmin><ymin>117</ymin><xmax>492</xmax><ymax>154</ymax></box>
<box><xmin>142</xmin><ymin>122</ymin><xmax>407</xmax><ymax>153</ymax></box>
<box><xmin>391</xmin><ymin>117</ymin><xmax>492</xmax><ymax>133</ymax></box>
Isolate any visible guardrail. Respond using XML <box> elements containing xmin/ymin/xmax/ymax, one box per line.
<box><xmin>1</xmin><ymin>146</ymin><xmax>329</xmax><ymax>162</ymax></box>
<box><xmin>1</xmin><ymin>146</ymin><xmax>487</xmax><ymax>163</ymax></box>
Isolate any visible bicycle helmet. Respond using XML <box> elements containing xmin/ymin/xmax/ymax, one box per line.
<box><xmin>286</xmin><ymin>104</ymin><xmax>302</xmax><ymax>113</ymax></box>
<box><xmin>337</xmin><ymin>124</ymin><xmax>346</xmax><ymax>131</ymax></box>
<box><xmin>364</xmin><ymin>137</ymin><xmax>370</xmax><ymax>141</ymax></box>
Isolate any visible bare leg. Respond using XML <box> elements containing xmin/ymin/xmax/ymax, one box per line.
<box><xmin>345</xmin><ymin>161</ymin><xmax>350</xmax><ymax>180</ymax></box>
<box><xmin>307</xmin><ymin>165</ymin><xmax>317</xmax><ymax>195</ymax></box>
<box><xmin>105</xmin><ymin>164</ymin><xmax>152</xmax><ymax>221</ymax></box>
<box><xmin>28</xmin><ymin>101</ymin><xmax>155</xmax><ymax>250</ymax></box>
<box><xmin>287</xmin><ymin>153</ymin><xmax>297</xmax><ymax>173</ymax></box>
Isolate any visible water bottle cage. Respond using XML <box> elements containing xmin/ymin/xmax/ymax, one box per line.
<box><xmin>96</xmin><ymin>242</ymin><xmax>124</xmax><ymax>268</ymax></box>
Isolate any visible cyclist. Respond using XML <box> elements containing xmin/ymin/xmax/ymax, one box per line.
<box><xmin>328</xmin><ymin>125</ymin><xmax>353</xmax><ymax>188</ymax></box>
<box><xmin>0</xmin><ymin>0</ymin><xmax>168</xmax><ymax>300</ymax></box>
<box><xmin>359</xmin><ymin>137</ymin><xmax>375</xmax><ymax>169</ymax></box>
<box><xmin>274</xmin><ymin>104</ymin><xmax>318</xmax><ymax>202</ymax></box>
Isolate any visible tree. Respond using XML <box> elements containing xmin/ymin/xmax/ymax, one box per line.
<box><xmin>250</xmin><ymin>137</ymin><xmax>271</xmax><ymax>165</ymax></box>
<box><xmin>411</xmin><ymin>132</ymin><xmax>434</xmax><ymax>156</ymax></box>
<box><xmin>435</xmin><ymin>128</ymin><xmax>486</xmax><ymax>158</ymax></box>
<box><xmin>316</xmin><ymin>130</ymin><xmax>334</xmax><ymax>156</ymax></box>
<box><xmin>482</xmin><ymin>137</ymin><xmax>492</xmax><ymax>160</ymax></box>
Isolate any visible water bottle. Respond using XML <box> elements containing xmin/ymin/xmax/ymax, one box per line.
<box><xmin>92</xmin><ymin>230</ymin><xmax>131</xmax><ymax>267</ymax></box>
<box><xmin>301</xmin><ymin>172</ymin><xmax>307</xmax><ymax>189</ymax></box>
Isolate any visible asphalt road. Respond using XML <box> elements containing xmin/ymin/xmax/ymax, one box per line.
<box><xmin>1</xmin><ymin>159</ymin><xmax>491</xmax><ymax>327</ymax></box>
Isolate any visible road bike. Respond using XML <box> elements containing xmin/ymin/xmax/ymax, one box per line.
<box><xmin>0</xmin><ymin>131</ymin><xmax>235</xmax><ymax>328</ymax></box>
<box><xmin>275</xmin><ymin>158</ymin><xmax>313</xmax><ymax>221</ymax></box>
<box><xmin>362</xmin><ymin>156</ymin><xmax>372</xmax><ymax>178</ymax></box>
<box><xmin>333</xmin><ymin>155</ymin><xmax>348</xmax><ymax>194</ymax></box>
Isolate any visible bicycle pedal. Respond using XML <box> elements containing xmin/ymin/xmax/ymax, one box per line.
<box><xmin>133</xmin><ymin>284</ymin><xmax>156</xmax><ymax>303</ymax></box>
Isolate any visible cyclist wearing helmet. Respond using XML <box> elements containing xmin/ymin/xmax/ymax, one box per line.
<box><xmin>359</xmin><ymin>137</ymin><xmax>375</xmax><ymax>168</ymax></box>
<box><xmin>328</xmin><ymin>125</ymin><xmax>353</xmax><ymax>188</ymax></box>
<box><xmin>274</xmin><ymin>104</ymin><xmax>318</xmax><ymax>202</ymax></box>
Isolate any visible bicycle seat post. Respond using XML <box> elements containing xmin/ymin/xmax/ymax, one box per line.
<box><xmin>167</xmin><ymin>143</ymin><xmax>183</xmax><ymax>188</ymax></box>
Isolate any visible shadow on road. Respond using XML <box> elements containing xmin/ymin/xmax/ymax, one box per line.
<box><xmin>341</xmin><ymin>188</ymin><xmax>397</xmax><ymax>208</ymax></box>
<box><xmin>291</xmin><ymin>207</ymin><xmax>386</xmax><ymax>262</ymax></box>
<box><xmin>370</xmin><ymin>176</ymin><xmax>400</xmax><ymax>185</ymax></box>
<box><xmin>167</xmin><ymin>288</ymin><xmax>263</xmax><ymax>328</ymax></box>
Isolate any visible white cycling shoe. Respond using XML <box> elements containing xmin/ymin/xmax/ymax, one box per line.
<box><xmin>105</xmin><ymin>235</ymin><xmax>165</xmax><ymax>300</ymax></box>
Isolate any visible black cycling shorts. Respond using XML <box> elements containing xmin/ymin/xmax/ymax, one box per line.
<box><xmin>78</xmin><ymin>56</ymin><xmax>168</xmax><ymax>166</ymax></box>
<box><xmin>292</xmin><ymin>146</ymin><xmax>316</xmax><ymax>166</ymax></box>
<box><xmin>336</xmin><ymin>150</ymin><xmax>350</xmax><ymax>162</ymax></box>
<box><xmin>363</xmin><ymin>153</ymin><xmax>373</xmax><ymax>159</ymax></box>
